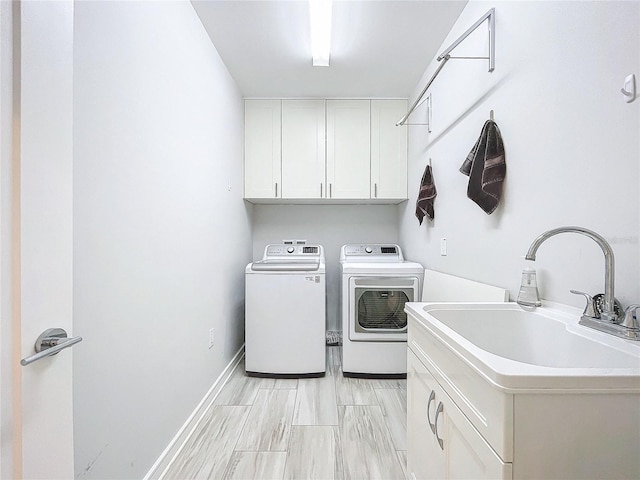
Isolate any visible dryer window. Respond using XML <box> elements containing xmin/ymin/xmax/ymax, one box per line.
<box><xmin>355</xmin><ymin>288</ymin><xmax>412</xmax><ymax>332</ymax></box>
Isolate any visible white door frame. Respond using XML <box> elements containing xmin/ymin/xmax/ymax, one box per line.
<box><xmin>1</xmin><ymin>1</ymin><xmax>75</xmax><ymax>479</ymax></box>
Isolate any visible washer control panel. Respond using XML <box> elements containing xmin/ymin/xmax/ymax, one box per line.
<box><xmin>265</xmin><ymin>244</ymin><xmax>321</xmax><ymax>258</ymax></box>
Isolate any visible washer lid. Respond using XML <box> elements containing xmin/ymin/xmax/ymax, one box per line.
<box><xmin>249</xmin><ymin>259</ymin><xmax>321</xmax><ymax>272</ymax></box>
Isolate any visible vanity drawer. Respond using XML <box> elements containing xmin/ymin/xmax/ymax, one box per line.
<box><xmin>409</xmin><ymin>316</ymin><xmax>514</xmax><ymax>462</ymax></box>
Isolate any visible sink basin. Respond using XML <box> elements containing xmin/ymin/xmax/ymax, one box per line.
<box><xmin>405</xmin><ymin>302</ymin><xmax>640</xmax><ymax>391</ymax></box>
<box><xmin>430</xmin><ymin>306</ymin><xmax>639</xmax><ymax>368</ymax></box>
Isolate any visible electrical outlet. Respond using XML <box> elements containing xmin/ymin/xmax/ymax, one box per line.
<box><xmin>209</xmin><ymin>328</ymin><xmax>214</xmax><ymax>349</ymax></box>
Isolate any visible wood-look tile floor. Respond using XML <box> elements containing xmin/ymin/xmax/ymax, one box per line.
<box><xmin>164</xmin><ymin>346</ymin><xmax>408</xmax><ymax>480</ymax></box>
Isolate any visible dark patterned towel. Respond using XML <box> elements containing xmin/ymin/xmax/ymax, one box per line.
<box><xmin>415</xmin><ymin>164</ymin><xmax>436</xmax><ymax>224</ymax></box>
<box><xmin>460</xmin><ymin>120</ymin><xmax>506</xmax><ymax>214</ymax></box>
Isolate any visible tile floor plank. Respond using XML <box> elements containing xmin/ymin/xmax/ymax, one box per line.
<box><xmin>284</xmin><ymin>426</ymin><xmax>342</xmax><ymax>480</ymax></box>
<box><xmin>274</xmin><ymin>378</ymin><xmax>298</xmax><ymax>389</ymax></box>
<box><xmin>335</xmin><ymin>374</ymin><xmax>379</xmax><ymax>406</ymax></box>
<box><xmin>222</xmin><ymin>451</ymin><xmax>287</xmax><ymax>480</ymax></box>
<box><xmin>214</xmin><ymin>363</ymin><xmax>275</xmax><ymax>406</ymax></box>
<box><xmin>293</xmin><ymin>376</ymin><xmax>339</xmax><ymax>425</ymax></box>
<box><xmin>163</xmin><ymin>405</ymin><xmax>250</xmax><ymax>480</ymax></box>
<box><xmin>375</xmin><ymin>387</ymin><xmax>408</xmax><ymax>450</ymax></box>
<box><xmin>397</xmin><ymin>450</ymin><xmax>409</xmax><ymax>480</ymax></box>
<box><xmin>327</xmin><ymin>346</ymin><xmax>342</xmax><ymax>376</ymax></box>
<box><xmin>235</xmin><ymin>389</ymin><xmax>296</xmax><ymax>451</ymax></box>
<box><xmin>340</xmin><ymin>405</ymin><xmax>406</xmax><ymax>480</ymax></box>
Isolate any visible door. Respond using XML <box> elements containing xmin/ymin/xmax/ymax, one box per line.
<box><xmin>1</xmin><ymin>1</ymin><xmax>75</xmax><ymax>478</ymax></box>
<box><xmin>348</xmin><ymin>276</ymin><xmax>419</xmax><ymax>341</ymax></box>
<box><xmin>281</xmin><ymin>99</ymin><xmax>326</xmax><ymax>199</ymax></box>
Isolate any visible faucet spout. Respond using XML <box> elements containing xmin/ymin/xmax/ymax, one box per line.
<box><xmin>525</xmin><ymin>226</ymin><xmax>617</xmax><ymax>322</ymax></box>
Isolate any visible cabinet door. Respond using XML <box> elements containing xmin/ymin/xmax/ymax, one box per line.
<box><xmin>407</xmin><ymin>350</ymin><xmax>446</xmax><ymax>480</ymax></box>
<box><xmin>326</xmin><ymin>99</ymin><xmax>370</xmax><ymax>199</ymax></box>
<box><xmin>244</xmin><ymin>100</ymin><xmax>281</xmax><ymax>198</ymax></box>
<box><xmin>371</xmin><ymin>99</ymin><xmax>408</xmax><ymax>199</ymax></box>
<box><xmin>408</xmin><ymin>349</ymin><xmax>512</xmax><ymax>480</ymax></box>
<box><xmin>281</xmin><ymin>100</ymin><xmax>326</xmax><ymax>199</ymax></box>
<box><xmin>444</xmin><ymin>394</ymin><xmax>512</xmax><ymax>480</ymax></box>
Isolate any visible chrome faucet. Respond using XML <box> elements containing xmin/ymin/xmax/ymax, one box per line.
<box><xmin>524</xmin><ymin>226</ymin><xmax>640</xmax><ymax>340</ymax></box>
<box><xmin>525</xmin><ymin>226</ymin><xmax>617</xmax><ymax>322</ymax></box>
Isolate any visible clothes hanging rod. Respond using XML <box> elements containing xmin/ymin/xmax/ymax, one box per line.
<box><xmin>396</xmin><ymin>56</ymin><xmax>450</xmax><ymax>126</ymax></box>
<box><xmin>397</xmin><ymin>8</ymin><xmax>496</xmax><ymax>126</ymax></box>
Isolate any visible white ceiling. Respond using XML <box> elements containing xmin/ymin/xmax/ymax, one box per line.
<box><xmin>191</xmin><ymin>0</ymin><xmax>467</xmax><ymax>98</ymax></box>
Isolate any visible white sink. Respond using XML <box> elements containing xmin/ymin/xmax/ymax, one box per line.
<box><xmin>405</xmin><ymin>302</ymin><xmax>640</xmax><ymax>391</ymax></box>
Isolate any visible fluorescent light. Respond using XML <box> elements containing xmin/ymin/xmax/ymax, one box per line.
<box><xmin>309</xmin><ymin>0</ymin><xmax>332</xmax><ymax>66</ymax></box>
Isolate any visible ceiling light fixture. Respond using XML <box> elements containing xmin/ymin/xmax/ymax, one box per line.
<box><xmin>309</xmin><ymin>0</ymin><xmax>332</xmax><ymax>67</ymax></box>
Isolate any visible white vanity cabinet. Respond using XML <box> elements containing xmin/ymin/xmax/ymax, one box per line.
<box><xmin>407</xmin><ymin>350</ymin><xmax>511</xmax><ymax>480</ymax></box>
<box><xmin>407</xmin><ymin>305</ymin><xmax>640</xmax><ymax>480</ymax></box>
<box><xmin>244</xmin><ymin>98</ymin><xmax>408</xmax><ymax>203</ymax></box>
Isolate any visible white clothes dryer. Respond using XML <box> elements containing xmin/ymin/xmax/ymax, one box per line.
<box><xmin>245</xmin><ymin>244</ymin><xmax>326</xmax><ymax>377</ymax></box>
<box><xmin>340</xmin><ymin>244</ymin><xmax>423</xmax><ymax>377</ymax></box>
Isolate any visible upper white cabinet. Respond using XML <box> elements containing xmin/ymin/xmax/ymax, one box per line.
<box><xmin>244</xmin><ymin>98</ymin><xmax>408</xmax><ymax>203</ymax></box>
<box><xmin>244</xmin><ymin>99</ymin><xmax>281</xmax><ymax>199</ymax></box>
<box><xmin>326</xmin><ymin>99</ymin><xmax>371</xmax><ymax>199</ymax></box>
<box><xmin>371</xmin><ymin>99</ymin><xmax>408</xmax><ymax>199</ymax></box>
<box><xmin>281</xmin><ymin>100</ymin><xmax>326</xmax><ymax>199</ymax></box>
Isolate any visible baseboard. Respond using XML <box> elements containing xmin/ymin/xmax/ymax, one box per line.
<box><xmin>143</xmin><ymin>345</ymin><xmax>245</xmax><ymax>480</ymax></box>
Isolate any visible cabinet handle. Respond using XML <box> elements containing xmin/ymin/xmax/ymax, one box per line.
<box><xmin>329</xmin><ymin>183</ymin><xmax>332</xmax><ymax>198</ymax></box>
<box><xmin>374</xmin><ymin>183</ymin><xmax>378</xmax><ymax>198</ymax></box>
<box><xmin>434</xmin><ymin>401</ymin><xmax>444</xmax><ymax>450</ymax></box>
<box><xmin>275</xmin><ymin>183</ymin><xmax>278</xmax><ymax>197</ymax></box>
<box><xmin>320</xmin><ymin>183</ymin><xmax>323</xmax><ymax>198</ymax></box>
<box><xmin>427</xmin><ymin>390</ymin><xmax>436</xmax><ymax>433</ymax></box>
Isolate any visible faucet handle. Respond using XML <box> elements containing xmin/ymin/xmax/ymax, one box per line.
<box><xmin>570</xmin><ymin>290</ymin><xmax>598</xmax><ymax>318</ymax></box>
<box><xmin>620</xmin><ymin>305</ymin><xmax>640</xmax><ymax>330</ymax></box>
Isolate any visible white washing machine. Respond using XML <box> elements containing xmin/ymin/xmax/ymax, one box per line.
<box><xmin>340</xmin><ymin>244</ymin><xmax>423</xmax><ymax>377</ymax></box>
<box><xmin>245</xmin><ymin>244</ymin><xmax>326</xmax><ymax>377</ymax></box>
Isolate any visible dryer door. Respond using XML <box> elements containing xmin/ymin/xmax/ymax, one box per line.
<box><xmin>348</xmin><ymin>276</ymin><xmax>419</xmax><ymax>341</ymax></box>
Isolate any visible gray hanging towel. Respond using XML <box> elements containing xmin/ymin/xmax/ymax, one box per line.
<box><xmin>415</xmin><ymin>164</ymin><xmax>437</xmax><ymax>224</ymax></box>
<box><xmin>460</xmin><ymin>119</ymin><xmax>506</xmax><ymax>214</ymax></box>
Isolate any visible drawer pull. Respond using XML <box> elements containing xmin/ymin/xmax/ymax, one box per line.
<box><xmin>427</xmin><ymin>390</ymin><xmax>436</xmax><ymax>433</ymax></box>
<box><xmin>434</xmin><ymin>401</ymin><xmax>444</xmax><ymax>450</ymax></box>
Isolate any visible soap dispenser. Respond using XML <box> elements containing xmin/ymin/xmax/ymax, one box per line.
<box><xmin>517</xmin><ymin>267</ymin><xmax>542</xmax><ymax>307</ymax></box>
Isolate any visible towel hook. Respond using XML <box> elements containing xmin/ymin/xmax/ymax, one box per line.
<box><xmin>428</xmin><ymin>157</ymin><xmax>432</xmax><ymax>168</ymax></box>
<box><xmin>490</xmin><ymin>110</ymin><xmax>494</xmax><ymax>121</ymax></box>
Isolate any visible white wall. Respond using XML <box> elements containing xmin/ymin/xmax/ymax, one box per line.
<box><xmin>400</xmin><ymin>0</ymin><xmax>640</xmax><ymax>309</ymax></box>
<box><xmin>252</xmin><ymin>204</ymin><xmax>400</xmax><ymax>331</ymax></box>
<box><xmin>73</xmin><ymin>2</ymin><xmax>252</xmax><ymax>479</ymax></box>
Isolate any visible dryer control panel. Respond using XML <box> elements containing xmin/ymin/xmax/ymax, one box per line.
<box><xmin>340</xmin><ymin>244</ymin><xmax>404</xmax><ymax>262</ymax></box>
